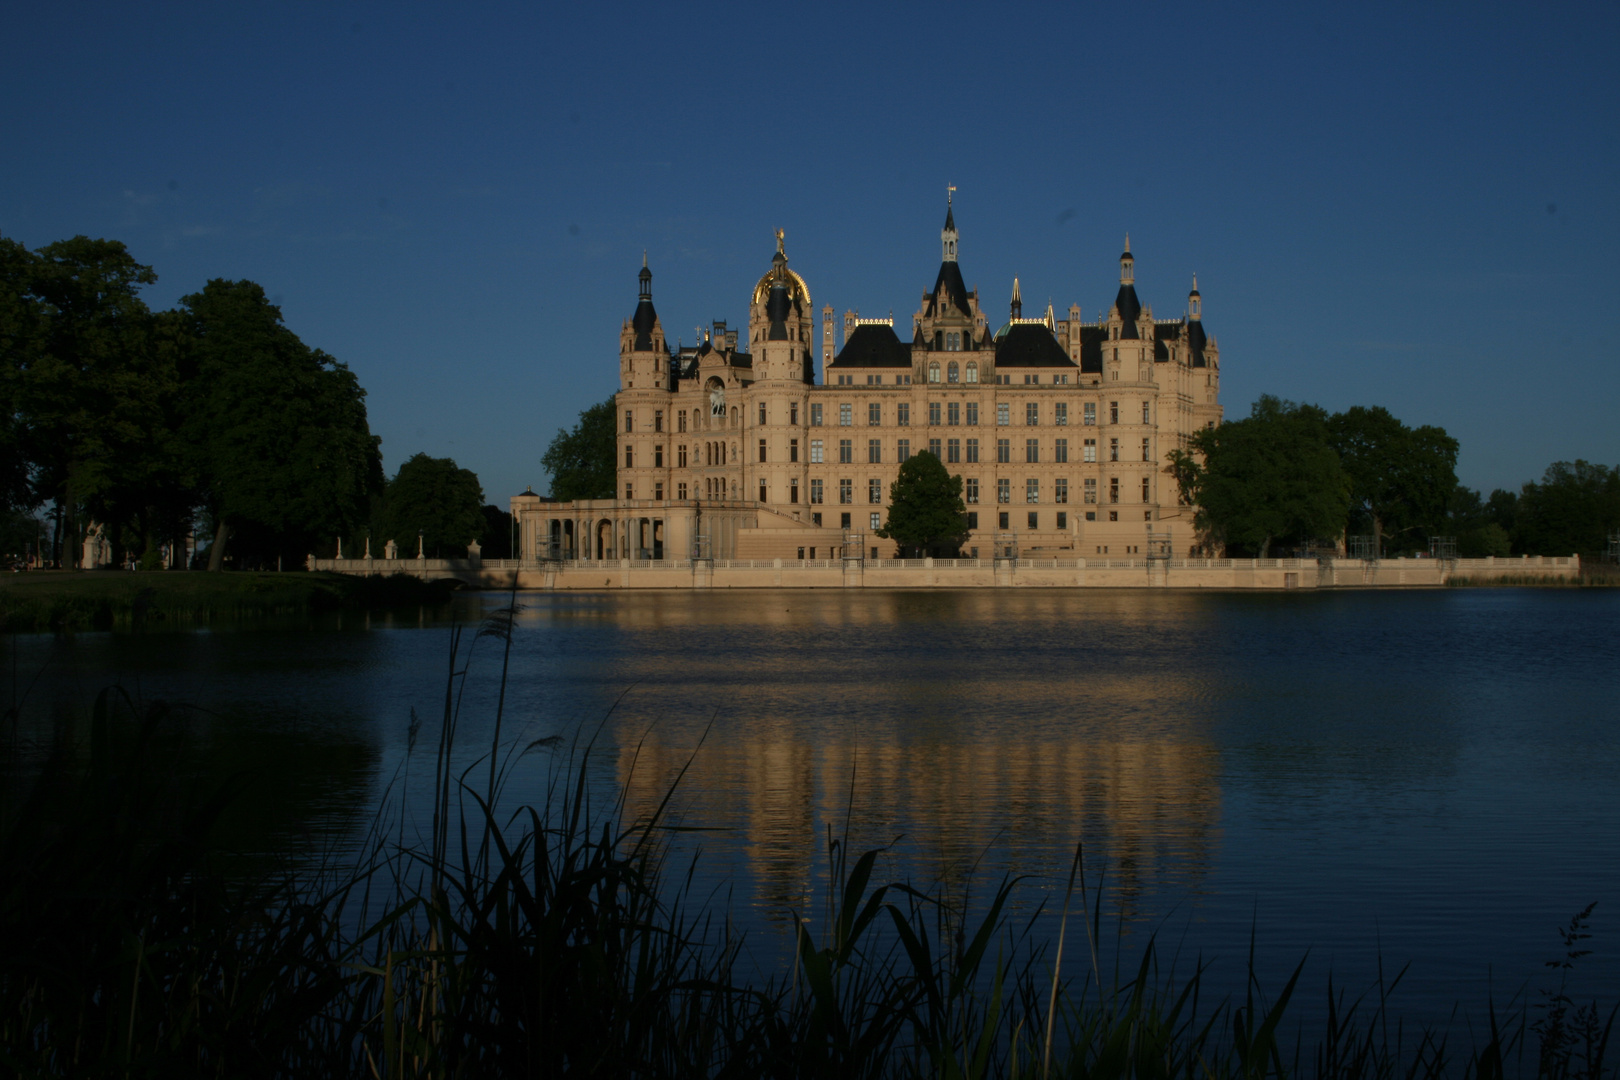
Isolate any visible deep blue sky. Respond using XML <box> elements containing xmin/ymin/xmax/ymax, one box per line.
<box><xmin>5</xmin><ymin>2</ymin><xmax>1616</xmax><ymax>500</ymax></box>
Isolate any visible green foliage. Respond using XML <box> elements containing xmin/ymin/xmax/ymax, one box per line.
<box><xmin>876</xmin><ymin>451</ymin><xmax>969</xmax><ymax>556</ymax></box>
<box><xmin>479</xmin><ymin>503</ymin><xmax>513</xmax><ymax>558</ymax></box>
<box><xmin>1448</xmin><ymin>485</ymin><xmax>1516</xmax><ymax>557</ymax></box>
<box><xmin>1513</xmin><ymin>460</ymin><xmax>1620</xmax><ymax>557</ymax></box>
<box><xmin>541</xmin><ymin>396</ymin><xmax>617</xmax><ymax>500</ymax></box>
<box><xmin>1327</xmin><ymin>405</ymin><xmax>1459</xmax><ymax>555</ymax></box>
<box><xmin>1187</xmin><ymin>396</ymin><xmax>1350</xmax><ymax>557</ymax></box>
<box><xmin>372</xmin><ymin>452</ymin><xmax>485</xmax><ymax>558</ymax></box>
<box><xmin>177</xmin><ymin>279</ymin><xmax>383</xmax><ymax>567</ymax></box>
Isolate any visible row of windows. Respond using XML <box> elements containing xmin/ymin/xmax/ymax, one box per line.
<box><xmin>804</xmin><ymin>400</ymin><xmax>1150</xmax><ymax>427</ymax></box>
<box><xmin>799</xmin><ymin>475</ymin><xmax>1153</xmax><ymax>507</ymax></box>
<box><xmin>628</xmin><ymin>435</ymin><xmax>1155</xmax><ymax>468</ymax></box>
<box><xmin>625</xmin><ymin>399</ymin><xmax>1157</xmax><ymax>435</ymax></box>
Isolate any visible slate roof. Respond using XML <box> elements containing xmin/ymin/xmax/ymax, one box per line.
<box><xmin>1078</xmin><ymin>325</ymin><xmax>1105</xmax><ymax>374</ymax></box>
<box><xmin>929</xmin><ymin>260</ymin><xmax>972</xmax><ymax>317</ymax></box>
<box><xmin>631</xmin><ymin>297</ymin><xmax>658</xmax><ymax>351</ymax></box>
<box><xmin>1188</xmin><ymin>320</ymin><xmax>1208</xmax><ymax>367</ymax></box>
<box><xmin>994</xmin><ymin>323</ymin><xmax>1076</xmax><ymax>368</ymax></box>
<box><xmin>1113</xmin><ymin>283</ymin><xmax>1142</xmax><ymax>338</ymax></box>
<box><xmin>831</xmin><ymin>324</ymin><xmax>913</xmax><ymax>367</ymax></box>
<box><xmin>1154</xmin><ymin>321</ymin><xmax>1180</xmax><ymax>361</ymax></box>
<box><xmin>766</xmin><ymin>282</ymin><xmax>792</xmax><ymax>341</ymax></box>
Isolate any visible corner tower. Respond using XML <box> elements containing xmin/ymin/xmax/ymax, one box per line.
<box><xmin>620</xmin><ymin>255</ymin><xmax>668</xmax><ymax>391</ymax></box>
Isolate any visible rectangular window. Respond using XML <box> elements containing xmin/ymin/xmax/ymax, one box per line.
<box><xmin>999</xmin><ymin>511</ymin><xmax>1010</xmax><ymax>529</ymax></box>
<box><xmin>655</xmin><ymin>410</ymin><xmax>664</xmax><ymax>432</ymax></box>
<box><xmin>625</xmin><ymin>446</ymin><xmax>634</xmax><ymax>467</ymax></box>
<box><xmin>928</xmin><ymin>437</ymin><xmax>942</xmax><ymax>458</ymax></box>
<box><xmin>868</xmin><ymin>375</ymin><xmax>880</xmax><ymax>385</ymax></box>
<box><xmin>1110</xmin><ymin>401</ymin><xmax>1119</xmax><ymax>424</ymax></box>
<box><xmin>966</xmin><ymin>438</ymin><xmax>980</xmax><ymax>463</ymax></box>
<box><xmin>871</xmin><ymin>512</ymin><xmax>882</xmax><ymax>530</ymax></box>
<box><xmin>966</xmin><ymin>401</ymin><xmax>979</xmax><ymax>425</ymax></box>
<box><xmin>839</xmin><ymin>479</ymin><xmax>853</xmax><ymax>504</ymax></box>
<box><xmin>839</xmin><ymin>403</ymin><xmax>852</xmax><ymax>426</ymax></box>
<box><xmin>1110</xmin><ymin>438</ymin><xmax>1119</xmax><ymax>462</ymax></box>
<box><xmin>1057</xmin><ymin>511</ymin><xmax>1067</xmax><ymax>528</ymax></box>
<box><xmin>1084</xmin><ymin>438</ymin><xmax>1097</xmax><ymax>463</ymax></box>
<box><xmin>654</xmin><ymin>445</ymin><xmax>664</xmax><ymax>467</ymax></box>
<box><xmin>1142</xmin><ymin>476</ymin><xmax>1151</xmax><ymax>502</ymax></box>
<box><xmin>625</xmin><ymin>483</ymin><xmax>633</xmax><ymax>499</ymax></box>
<box><xmin>758</xmin><ymin>439</ymin><xmax>766</xmax><ymax>463</ymax></box>
<box><xmin>1055</xmin><ymin>402</ymin><xmax>1068</xmax><ymax>426</ymax></box>
<box><xmin>997</xmin><ymin>403</ymin><xmax>1009</xmax><ymax>426</ymax></box>
<box><xmin>1025</xmin><ymin>438</ymin><xmax>1039</xmax><ymax>463</ymax></box>
<box><xmin>839</xmin><ymin>438</ymin><xmax>853</xmax><ymax>464</ymax></box>
<box><xmin>1110</xmin><ymin>477</ymin><xmax>1120</xmax><ymax>504</ymax></box>
<box><xmin>625</xmin><ymin>410</ymin><xmax>634</xmax><ymax>433</ymax></box>
<box><xmin>1026</xmin><ymin>478</ymin><xmax>1040</xmax><ymax>504</ymax></box>
<box><xmin>898</xmin><ymin>439</ymin><xmax>911</xmax><ymax>461</ymax></box>
<box><xmin>1084</xmin><ymin>478</ymin><xmax>1098</xmax><ymax>504</ymax></box>
<box><xmin>947</xmin><ymin>437</ymin><xmax>961</xmax><ymax>463</ymax></box>
<box><xmin>1028</xmin><ymin>511</ymin><xmax>1038</xmax><ymax>529</ymax></box>
<box><xmin>996</xmin><ymin>438</ymin><xmax>1010</xmax><ymax>464</ymax></box>
<box><xmin>1026</xmin><ymin>402</ymin><xmax>1039</xmax><ymax>426</ymax></box>
<box><xmin>869</xmin><ymin>478</ymin><xmax>882</xmax><ymax>503</ymax></box>
<box><xmin>1083</xmin><ymin>402</ymin><xmax>1097</xmax><ymax>425</ymax></box>
<box><xmin>758</xmin><ymin>481</ymin><xmax>767</xmax><ymax>501</ymax></box>
<box><xmin>810</xmin><ymin>439</ymin><xmax>824</xmax><ymax>463</ymax></box>
<box><xmin>868</xmin><ymin>439</ymin><xmax>881</xmax><ymax>463</ymax></box>
<box><xmin>928</xmin><ymin>402</ymin><xmax>941</xmax><ymax>425</ymax></box>
<box><xmin>1055</xmin><ymin>478</ymin><xmax>1069</xmax><ymax>504</ymax></box>
<box><xmin>790</xmin><ymin>438</ymin><xmax>799</xmax><ymax>463</ymax></box>
<box><xmin>677</xmin><ymin>445</ymin><xmax>688</xmax><ymax>467</ymax></box>
<box><xmin>997</xmin><ymin>479</ymin><xmax>1011</xmax><ymax>504</ymax></box>
<box><xmin>790</xmin><ymin>480</ymin><xmax>798</xmax><ymax>503</ymax></box>
<box><xmin>1142</xmin><ymin>437</ymin><xmax>1151</xmax><ymax>462</ymax></box>
<box><xmin>965</xmin><ymin>478</ymin><xmax>980</xmax><ymax>504</ymax></box>
<box><xmin>790</xmin><ymin>403</ymin><xmax>799</xmax><ymax>425</ymax></box>
<box><xmin>811</xmin><ymin>403</ymin><xmax>824</xmax><ymax>426</ymax></box>
<box><xmin>897</xmin><ymin>403</ymin><xmax>911</xmax><ymax>426</ymax></box>
<box><xmin>967</xmin><ymin>511</ymin><xmax>978</xmax><ymax>529</ymax></box>
<box><xmin>678</xmin><ymin>482</ymin><xmax>688</xmax><ymax>499</ymax></box>
<box><xmin>810</xmin><ymin>479</ymin><xmax>824</xmax><ymax>504</ymax></box>
<box><xmin>1143</xmin><ymin>401</ymin><xmax>1151</xmax><ymax>424</ymax></box>
<box><xmin>812</xmin><ymin>512</ymin><xmax>822</xmax><ymax>525</ymax></box>
<box><xmin>758</xmin><ymin>402</ymin><xmax>767</xmax><ymax>425</ymax></box>
<box><xmin>655</xmin><ymin>482</ymin><xmax>664</xmax><ymax>500</ymax></box>
<box><xmin>1055</xmin><ymin>438</ymin><xmax>1069</xmax><ymax>463</ymax></box>
<box><xmin>678</xmin><ymin>412</ymin><xmax>687</xmax><ymax>433</ymax></box>
<box><xmin>869</xmin><ymin>402</ymin><xmax>881</xmax><ymax>426</ymax></box>
<box><xmin>947</xmin><ymin>401</ymin><xmax>960</xmax><ymax>425</ymax></box>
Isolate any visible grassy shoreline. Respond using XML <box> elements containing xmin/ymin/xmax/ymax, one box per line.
<box><xmin>0</xmin><ymin>569</ymin><xmax>461</xmax><ymax>632</ymax></box>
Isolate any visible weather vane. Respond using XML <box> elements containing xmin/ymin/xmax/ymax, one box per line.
<box><xmin>947</xmin><ymin>183</ymin><xmax>956</xmax><ymax>204</ymax></box>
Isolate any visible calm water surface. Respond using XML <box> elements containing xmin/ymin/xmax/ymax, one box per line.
<box><xmin>6</xmin><ymin>587</ymin><xmax>1617</xmax><ymax>1024</ymax></box>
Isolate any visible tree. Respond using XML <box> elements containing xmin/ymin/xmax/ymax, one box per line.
<box><xmin>876</xmin><ymin>451</ymin><xmax>968</xmax><ymax>557</ymax></box>
<box><xmin>1326</xmin><ymin>405</ymin><xmax>1458</xmax><ymax>555</ymax></box>
<box><xmin>479</xmin><ymin>504</ymin><xmax>514</xmax><ymax>559</ymax></box>
<box><xmin>542</xmin><ymin>397</ymin><xmax>616</xmax><ymax>500</ymax></box>
<box><xmin>177</xmin><ymin>280</ymin><xmax>382</xmax><ymax>569</ymax></box>
<box><xmin>374</xmin><ymin>453</ymin><xmax>486</xmax><ymax>558</ymax></box>
<box><xmin>1512</xmin><ymin>460</ymin><xmax>1620</xmax><ymax>557</ymax></box>
<box><xmin>0</xmin><ymin>235</ymin><xmax>41</xmax><ymax>522</ymax></box>
<box><xmin>9</xmin><ymin>236</ymin><xmax>166</xmax><ymax>567</ymax></box>
<box><xmin>1447</xmin><ymin>485</ymin><xmax>1512</xmax><ymax>558</ymax></box>
<box><xmin>1186</xmin><ymin>396</ymin><xmax>1350</xmax><ymax>557</ymax></box>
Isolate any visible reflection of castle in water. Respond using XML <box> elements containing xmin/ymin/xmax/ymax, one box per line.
<box><xmin>612</xmin><ymin>693</ymin><xmax>1218</xmax><ymax>919</ymax></box>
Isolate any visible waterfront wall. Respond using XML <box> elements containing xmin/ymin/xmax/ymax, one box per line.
<box><xmin>307</xmin><ymin>554</ymin><xmax>1581</xmax><ymax>590</ymax></box>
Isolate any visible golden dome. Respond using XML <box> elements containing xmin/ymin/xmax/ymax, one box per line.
<box><xmin>751</xmin><ymin>228</ymin><xmax>810</xmax><ymax>310</ymax></box>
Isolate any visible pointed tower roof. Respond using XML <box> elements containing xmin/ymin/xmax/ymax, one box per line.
<box><xmin>1010</xmin><ymin>277</ymin><xmax>1022</xmax><ymax>319</ymax></box>
<box><xmin>631</xmin><ymin>255</ymin><xmax>659</xmax><ymax>351</ymax></box>
<box><xmin>1113</xmin><ymin>234</ymin><xmax>1141</xmax><ymax>339</ymax></box>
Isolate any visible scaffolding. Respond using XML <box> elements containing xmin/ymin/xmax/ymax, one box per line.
<box><xmin>1347</xmin><ymin>534</ymin><xmax>1379</xmax><ymax>561</ymax></box>
<box><xmin>994</xmin><ymin>531</ymin><xmax>1019</xmax><ymax>562</ymax></box>
<box><xmin>1607</xmin><ymin>531</ymin><xmax>1620</xmax><ymax>563</ymax></box>
<box><xmin>1145</xmin><ymin>527</ymin><xmax>1173</xmax><ymax>562</ymax></box>
<box><xmin>690</xmin><ymin>534</ymin><xmax>712</xmax><ymax>562</ymax></box>
<box><xmin>1428</xmin><ymin>536</ymin><xmax>1458</xmax><ymax>560</ymax></box>
<box><xmin>842</xmin><ymin>531</ymin><xmax>865</xmax><ymax>563</ymax></box>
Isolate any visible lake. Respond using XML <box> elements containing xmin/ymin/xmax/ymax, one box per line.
<box><xmin>5</xmin><ymin>586</ymin><xmax>1617</xmax><ymax>1028</ymax></box>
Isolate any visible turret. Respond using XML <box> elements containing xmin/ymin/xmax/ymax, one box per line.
<box><xmin>942</xmin><ymin>185</ymin><xmax>959</xmax><ymax>263</ymax></box>
<box><xmin>1010</xmin><ymin>277</ymin><xmax>1022</xmax><ymax>320</ymax></box>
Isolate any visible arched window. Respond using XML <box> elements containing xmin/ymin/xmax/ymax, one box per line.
<box><xmin>928</xmin><ymin>361</ymin><xmax>941</xmax><ymax>383</ymax></box>
<box><xmin>966</xmin><ymin>361</ymin><xmax>978</xmax><ymax>383</ymax></box>
<box><xmin>947</xmin><ymin>361</ymin><xmax>959</xmax><ymax>383</ymax></box>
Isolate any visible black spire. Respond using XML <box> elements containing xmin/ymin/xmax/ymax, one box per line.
<box><xmin>631</xmin><ymin>254</ymin><xmax>657</xmax><ymax>350</ymax></box>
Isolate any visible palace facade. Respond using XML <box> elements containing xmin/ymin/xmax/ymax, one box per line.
<box><xmin>514</xmin><ymin>201</ymin><xmax>1222</xmax><ymax>562</ymax></box>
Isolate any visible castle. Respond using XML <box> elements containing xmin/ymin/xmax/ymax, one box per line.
<box><xmin>513</xmin><ymin>199</ymin><xmax>1222</xmax><ymax>563</ymax></box>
